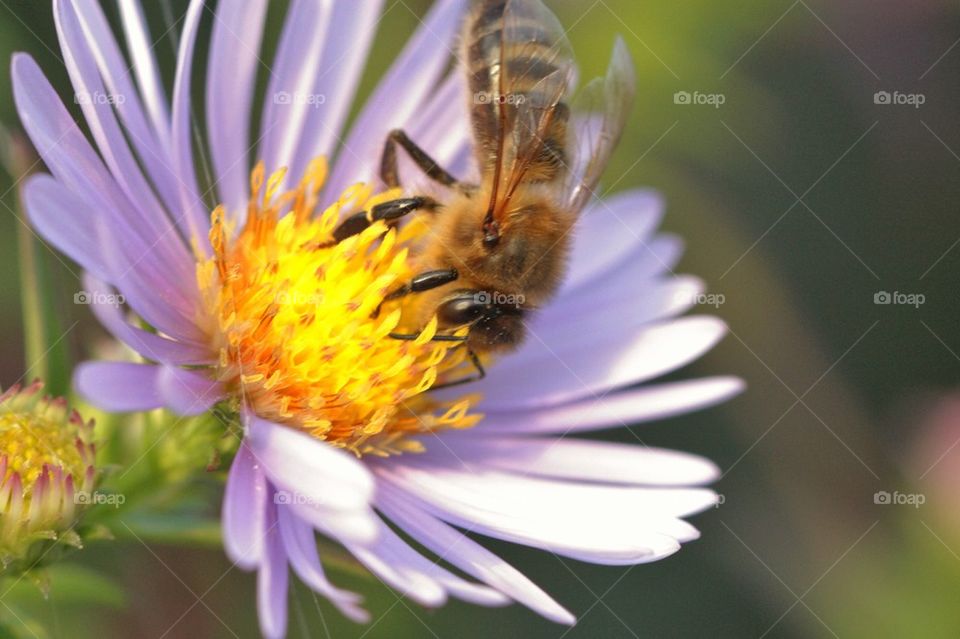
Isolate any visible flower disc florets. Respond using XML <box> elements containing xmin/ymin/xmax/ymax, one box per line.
<box><xmin>197</xmin><ymin>160</ymin><xmax>480</xmax><ymax>456</ymax></box>
<box><xmin>0</xmin><ymin>382</ymin><xmax>97</xmax><ymax>569</ymax></box>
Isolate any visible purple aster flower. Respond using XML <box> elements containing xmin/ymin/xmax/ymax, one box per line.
<box><xmin>12</xmin><ymin>0</ymin><xmax>742</xmax><ymax>637</ymax></box>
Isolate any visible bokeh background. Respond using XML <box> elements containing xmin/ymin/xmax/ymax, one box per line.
<box><xmin>0</xmin><ymin>0</ymin><xmax>958</xmax><ymax>637</ymax></box>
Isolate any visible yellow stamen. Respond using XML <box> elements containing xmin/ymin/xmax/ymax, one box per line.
<box><xmin>0</xmin><ymin>409</ymin><xmax>84</xmax><ymax>489</ymax></box>
<box><xmin>197</xmin><ymin>159</ymin><xmax>480</xmax><ymax>456</ymax></box>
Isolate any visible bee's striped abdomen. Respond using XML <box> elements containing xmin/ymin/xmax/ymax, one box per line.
<box><xmin>465</xmin><ymin>0</ymin><xmax>571</xmax><ymax>183</ymax></box>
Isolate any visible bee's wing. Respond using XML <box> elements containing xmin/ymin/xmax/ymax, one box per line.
<box><xmin>563</xmin><ymin>37</ymin><xmax>636</xmax><ymax>214</ymax></box>
<box><xmin>488</xmin><ymin>0</ymin><xmax>576</xmax><ymax>217</ymax></box>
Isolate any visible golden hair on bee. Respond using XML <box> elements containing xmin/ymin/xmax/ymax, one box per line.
<box><xmin>329</xmin><ymin>0</ymin><xmax>635</xmax><ymax>387</ymax></box>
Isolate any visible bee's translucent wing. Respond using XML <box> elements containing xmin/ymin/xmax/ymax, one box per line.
<box><xmin>563</xmin><ymin>37</ymin><xmax>636</xmax><ymax>213</ymax></box>
<box><xmin>486</xmin><ymin>0</ymin><xmax>576</xmax><ymax>217</ymax></box>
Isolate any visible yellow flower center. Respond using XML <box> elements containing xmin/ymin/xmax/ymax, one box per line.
<box><xmin>197</xmin><ymin>160</ymin><xmax>481</xmax><ymax>456</ymax></box>
<box><xmin>0</xmin><ymin>412</ymin><xmax>85</xmax><ymax>489</ymax></box>
<box><xmin>0</xmin><ymin>383</ymin><xmax>96</xmax><ymax>558</ymax></box>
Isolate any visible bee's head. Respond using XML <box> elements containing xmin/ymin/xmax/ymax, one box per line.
<box><xmin>434</xmin><ymin>288</ymin><xmax>527</xmax><ymax>353</ymax></box>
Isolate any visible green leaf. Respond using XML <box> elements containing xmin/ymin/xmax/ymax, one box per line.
<box><xmin>0</xmin><ymin>563</ymin><xmax>125</xmax><ymax>639</ymax></box>
<box><xmin>34</xmin><ymin>564</ymin><xmax>125</xmax><ymax>608</ymax></box>
<box><xmin>113</xmin><ymin>512</ymin><xmax>223</xmax><ymax>548</ymax></box>
<box><xmin>0</xmin><ymin>605</ymin><xmax>49</xmax><ymax>639</ymax></box>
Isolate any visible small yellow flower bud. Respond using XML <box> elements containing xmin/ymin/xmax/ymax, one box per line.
<box><xmin>0</xmin><ymin>381</ymin><xmax>98</xmax><ymax>571</ymax></box>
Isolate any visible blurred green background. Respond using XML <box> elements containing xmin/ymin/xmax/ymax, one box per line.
<box><xmin>0</xmin><ymin>0</ymin><xmax>959</xmax><ymax>637</ymax></box>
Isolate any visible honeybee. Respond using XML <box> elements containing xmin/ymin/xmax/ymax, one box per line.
<box><xmin>332</xmin><ymin>0</ymin><xmax>635</xmax><ymax>384</ymax></box>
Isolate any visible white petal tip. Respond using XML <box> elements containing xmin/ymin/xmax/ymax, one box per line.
<box><xmin>224</xmin><ymin>548</ymin><xmax>261</xmax><ymax>571</ymax></box>
<box><xmin>549</xmin><ymin>606</ymin><xmax>577</xmax><ymax>626</ymax></box>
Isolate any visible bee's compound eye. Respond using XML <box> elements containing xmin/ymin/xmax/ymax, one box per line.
<box><xmin>437</xmin><ymin>292</ymin><xmax>490</xmax><ymax>326</ymax></box>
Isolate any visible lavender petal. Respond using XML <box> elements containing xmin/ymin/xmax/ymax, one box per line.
<box><xmin>206</xmin><ymin>0</ymin><xmax>269</xmax><ymax>214</ymax></box>
<box><xmin>71</xmin><ymin>0</ymin><xmax>182</xmax><ymax>217</ymax></box>
<box><xmin>448</xmin><ymin>316</ymin><xmax>728</xmax><ymax>410</ymax></box>
<box><xmin>257</xmin><ymin>497</ymin><xmax>289</xmax><ymax>639</ymax></box>
<box><xmin>116</xmin><ymin>0</ymin><xmax>171</xmax><ymax>146</ymax></box>
<box><xmin>289</xmin><ymin>0</ymin><xmax>385</xmax><ymax>184</ymax></box>
<box><xmin>223</xmin><ymin>442</ymin><xmax>268</xmax><ymax>569</ymax></box>
<box><xmin>471</xmin><ymin>376</ymin><xmax>745</xmax><ymax>431</ymax></box>
<box><xmin>559</xmin><ymin>189</ymin><xmax>665</xmax><ymax>297</ymax></box>
<box><xmin>325</xmin><ymin>0</ymin><xmax>465</xmax><ymax>195</ymax></box>
<box><xmin>417</xmin><ymin>435</ymin><xmax>720</xmax><ymax>486</ymax></box>
<box><xmin>83</xmin><ymin>273</ymin><xmax>214</xmax><ymax>365</ymax></box>
<box><xmin>170</xmin><ymin>0</ymin><xmax>213</xmax><ymax>252</ymax></box>
<box><xmin>259</xmin><ymin>0</ymin><xmax>334</xmax><ymax>185</ymax></box>
<box><xmin>74</xmin><ymin>361</ymin><xmax>163</xmax><ymax>411</ymax></box>
<box><xmin>276</xmin><ymin>505</ymin><xmax>370</xmax><ymax>623</ymax></box>
<box><xmin>376</xmin><ymin>483</ymin><xmax>576</xmax><ymax>624</ymax></box>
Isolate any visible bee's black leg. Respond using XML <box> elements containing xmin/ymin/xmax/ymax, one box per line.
<box><xmin>385</xmin><ymin>269</ymin><xmax>458</xmax><ymax>302</ymax></box>
<box><xmin>387</xmin><ymin>331</ymin><xmax>467</xmax><ymax>343</ymax></box>
<box><xmin>331</xmin><ymin>195</ymin><xmax>438</xmax><ymax>243</ymax></box>
<box><xmin>381</xmin><ymin>129</ymin><xmax>461</xmax><ymax>189</ymax></box>
<box><xmin>374</xmin><ymin>268</ymin><xmax>458</xmax><ymax>318</ymax></box>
